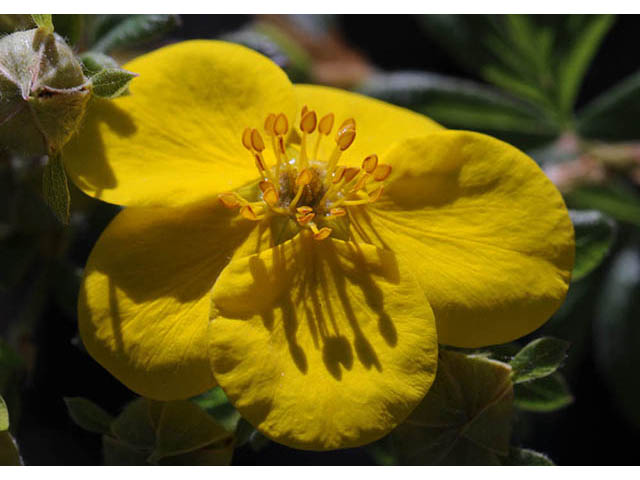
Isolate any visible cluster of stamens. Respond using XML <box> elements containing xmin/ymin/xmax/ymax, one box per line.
<box><xmin>219</xmin><ymin>105</ymin><xmax>392</xmax><ymax>241</ymax></box>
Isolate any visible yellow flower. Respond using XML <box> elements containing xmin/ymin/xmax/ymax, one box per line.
<box><xmin>63</xmin><ymin>41</ymin><xmax>574</xmax><ymax>451</ymax></box>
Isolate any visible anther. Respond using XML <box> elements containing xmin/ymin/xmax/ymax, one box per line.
<box><xmin>362</xmin><ymin>154</ymin><xmax>378</xmax><ymax>173</ymax></box>
<box><xmin>242</xmin><ymin>128</ymin><xmax>253</xmax><ymax>151</ymax></box>
<box><xmin>296</xmin><ymin>168</ymin><xmax>313</xmax><ymax>187</ymax></box>
<box><xmin>263</xmin><ymin>187</ymin><xmax>280</xmax><ymax>207</ymax></box>
<box><xmin>296</xmin><ymin>212</ymin><xmax>315</xmax><ymax>225</ymax></box>
<box><xmin>251</xmin><ymin>129</ymin><xmax>265</xmax><ymax>152</ymax></box>
<box><xmin>343</xmin><ymin>167</ymin><xmax>360</xmax><ymax>183</ymax></box>
<box><xmin>219</xmin><ymin>192</ymin><xmax>242</xmax><ymax>208</ymax></box>
<box><xmin>264</xmin><ymin>113</ymin><xmax>276</xmax><ymax>136</ymax></box>
<box><xmin>351</xmin><ymin>173</ymin><xmax>370</xmax><ymax>192</ymax></box>
<box><xmin>274</xmin><ymin>113</ymin><xmax>289</xmax><ymax>136</ymax></box>
<box><xmin>313</xmin><ymin>226</ymin><xmax>332</xmax><ymax>241</ymax></box>
<box><xmin>296</xmin><ymin>206</ymin><xmax>313</xmax><ymax>215</ymax></box>
<box><xmin>368</xmin><ymin>186</ymin><xmax>384</xmax><ymax>203</ymax></box>
<box><xmin>332</xmin><ymin>165</ymin><xmax>346</xmax><ymax>184</ymax></box>
<box><xmin>330</xmin><ymin>207</ymin><xmax>347</xmax><ymax>217</ymax></box>
<box><xmin>336</xmin><ymin>128</ymin><xmax>356</xmax><ymax>151</ymax></box>
<box><xmin>240</xmin><ymin>205</ymin><xmax>262</xmax><ymax>221</ymax></box>
<box><xmin>300</xmin><ymin>110</ymin><xmax>318</xmax><ymax>133</ymax></box>
<box><xmin>373</xmin><ymin>164</ymin><xmax>392</xmax><ymax>181</ymax></box>
<box><xmin>318</xmin><ymin>113</ymin><xmax>335</xmax><ymax>135</ymax></box>
<box><xmin>339</xmin><ymin>118</ymin><xmax>356</xmax><ymax>131</ymax></box>
<box><xmin>259</xmin><ymin>180</ymin><xmax>274</xmax><ymax>192</ymax></box>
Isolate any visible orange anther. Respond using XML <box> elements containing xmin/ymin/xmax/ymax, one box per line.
<box><xmin>242</xmin><ymin>127</ymin><xmax>253</xmax><ymax>150</ymax></box>
<box><xmin>296</xmin><ymin>168</ymin><xmax>313</xmax><ymax>187</ymax></box>
<box><xmin>362</xmin><ymin>154</ymin><xmax>379</xmax><ymax>174</ymax></box>
<box><xmin>336</xmin><ymin>128</ymin><xmax>356</xmax><ymax>151</ymax></box>
<box><xmin>301</xmin><ymin>105</ymin><xmax>308</xmax><ymax>118</ymax></box>
<box><xmin>296</xmin><ymin>212</ymin><xmax>316</xmax><ymax>225</ymax></box>
<box><xmin>313</xmin><ymin>227</ymin><xmax>332</xmax><ymax>241</ymax></box>
<box><xmin>330</xmin><ymin>207</ymin><xmax>347</xmax><ymax>217</ymax></box>
<box><xmin>296</xmin><ymin>206</ymin><xmax>313</xmax><ymax>215</ymax></box>
<box><xmin>263</xmin><ymin>187</ymin><xmax>280</xmax><ymax>207</ymax></box>
<box><xmin>373</xmin><ymin>164</ymin><xmax>392</xmax><ymax>181</ymax></box>
<box><xmin>274</xmin><ymin>113</ymin><xmax>289</xmax><ymax>136</ymax></box>
<box><xmin>339</xmin><ymin>118</ymin><xmax>356</xmax><ymax>131</ymax></box>
<box><xmin>343</xmin><ymin>167</ymin><xmax>360</xmax><ymax>183</ymax></box>
<box><xmin>255</xmin><ymin>154</ymin><xmax>266</xmax><ymax>172</ymax></box>
<box><xmin>264</xmin><ymin>113</ymin><xmax>276</xmax><ymax>136</ymax></box>
<box><xmin>219</xmin><ymin>192</ymin><xmax>240</xmax><ymax>208</ymax></box>
<box><xmin>240</xmin><ymin>205</ymin><xmax>260</xmax><ymax>221</ymax></box>
<box><xmin>251</xmin><ymin>129</ymin><xmax>265</xmax><ymax>152</ymax></box>
<box><xmin>368</xmin><ymin>186</ymin><xmax>384</xmax><ymax>203</ymax></box>
<box><xmin>300</xmin><ymin>110</ymin><xmax>318</xmax><ymax>134</ymax></box>
<box><xmin>332</xmin><ymin>165</ymin><xmax>346</xmax><ymax>184</ymax></box>
<box><xmin>259</xmin><ymin>180</ymin><xmax>274</xmax><ymax>192</ymax></box>
<box><xmin>318</xmin><ymin>113</ymin><xmax>335</xmax><ymax>135</ymax></box>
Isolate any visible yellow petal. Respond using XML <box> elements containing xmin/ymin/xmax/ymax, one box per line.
<box><xmin>357</xmin><ymin>130</ymin><xmax>574</xmax><ymax>347</ymax></box>
<box><xmin>79</xmin><ymin>199</ymin><xmax>256</xmax><ymax>400</ymax></box>
<box><xmin>294</xmin><ymin>84</ymin><xmax>442</xmax><ymax>167</ymax></box>
<box><xmin>209</xmin><ymin>233</ymin><xmax>437</xmax><ymax>450</ymax></box>
<box><xmin>64</xmin><ymin>40</ymin><xmax>296</xmax><ymax>207</ymax></box>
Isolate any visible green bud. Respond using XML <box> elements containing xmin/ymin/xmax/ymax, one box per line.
<box><xmin>0</xmin><ymin>28</ymin><xmax>90</xmax><ymax>156</ymax></box>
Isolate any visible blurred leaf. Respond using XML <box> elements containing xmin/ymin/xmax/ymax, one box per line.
<box><xmin>594</xmin><ymin>246</ymin><xmax>640</xmax><ymax>427</ymax></box>
<box><xmin>80</xmin><ymin>52</ymin><xmax>120</xmax><ymax>77</ymax></box>
<box><xmin>502</xmin><ymin>447</ymin><xmax>554</xmax><ymax>465</ymax></box>
<box><xmin>0</xmin><ymin>14</ymin><xmax>34</xmax><ymax>33</ymax></box>
<box><xmin>564</xmin><ymin>183</ymin><xmax>640</xmax><ymax>227</ymax></box>
<box><xmin>42</xmin><ymin>153</ymin><xmax>70</xmax><ymax>225</ymax></box>
<box><xmin>393</xmin><ymin>350</ymin><xmax>513</xmax><ymax>465</ymax></box>
<box><xmin>102</xmin><ymin>435</ymin><xmax>148</xmax><ymax>466</ymax></box>
<box><xmin>0</xmin><ymin>395</ymin><xmax>8</xmax><ymax>431</ymax></box>
<box><xmin>157</xmin><ymin>443</ymin><xmax>233</xmax><ymax>466</ymax></box>
<box><xmin>0</xmin><ymin>233</ymin><xmax>38</xmax><ymax>289</ymax></box>
<box><xmin>110</xmin><ymin>398</ymin><xmax>155</xmax><ymax>450</ymax></box>
<box><xmin>50</xmin><ymin>260</ymin><xmax>82</xmax><ymax>318</ymax></box>
<box><xmin>510</xmin><ymin>337</ymin><xmax>569</xmax><ymax>384</ymax></box>
<box><xmin>366</xmin><ymin>436</ymin><xmax>398</xmax><ymax>466</ymax></box>
<box><xmin>31</xmin><ymin>14</ymin><xmax>54</xmax><ymax>34</ymax></box>
<box><xmin>92</xmin><ymin>14</ymin><xmax>180</xmax><ymax>53</ymax></box>
<box><xmin>191</xmin><ymin>387</ymin><xmax>240</xmax><ymax>433</ymax></box>
<box><xmin>513</xmin><ymin>373</ymin><xmax>573</xmax><ymax>412</ymax></box>
<box><xmin>64</xmin><ymin>397</ymin><xmax>115</xmax><ymax>434</ymax></box>
<box><xmin>52</xmin><ymin>14</ymin><xmax>84</xmax><ymax>46</ymax></box>
<box><xmin>91</xmin><ymin>68</ymin><xmax>137</xmax><ymax>99</ymax></box>
<box><xmin>577</xmin><ymin>69</ymin><xmax>640</xmax><ymax>140</ymax></box>
<box><xmin>570</xmin><ymin>209</ymin><xmax>616</xmax><ymax>281</ymax></box>
<box><xmin>149</xmin><ymin>400</ymin><xmax>231</xmax><ymax>462</ymax></box>
<box><xmin>358</xmin><ymin>71</ymin><xmax>559</xmax><ymax>149</ymax></box>
<box><xmin>556</xmin><ymin>15</ymin><xmax>613</xmax><ymax>114</ymax></box>
<box><xmin>0</xmin><ymin>431</ymin><xmax>21</xmax><ymax>465</ymax></box>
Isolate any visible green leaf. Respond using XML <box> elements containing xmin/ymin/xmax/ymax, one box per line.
<box><xmin>357</xmin><ymin>71</ymin><xmax>559</xmax><ymax>149</ymax></box>
<box><xmin>570</xmin><ymin>209</ymin><xmax>616</xmax><ymax>281</ymax></box>
<box><xmin>510</xmin><ymin>337</ymin><xmax>569</xmax><ymax>383</ymax></box>
<box><xmin>393</xmin><ymin>350</ymin><xmax>513</xmax><ymax>465</ymax></box>
<box><xmin>102</xmin><ymin>435</ymin><xmax>148</xmax><ymax>466</ymax></box>
<box><xmin>594</xmin><ymin>246</ymin><xmax>640</xmax><ymax>428</ymax></box>
<box><xmin>191</xmin><ymin>387</ymin><xmax>241</xmax><ymax>433</ymax></box>
<box><xmin>513</xmin><ymin>373</ymin><xmax>573</xmax><ymax>412</ymax></box>
<box><xmin>42</xmin><ymin>152</ymin><xmax>70</xmax><ymax>225</ymax></box>
<box><xmin>577</xmin><ymin>69</ymin><xmax>640</xmax><ymax>140</ymax></box>
<box><xmin>110</xmin><ymin>398</ymin><xmax>156</xmax><ymax>450</ymax></box>
<box><xmin>157</xmin><ymin>443</ymin><xmax>234</xmax><ymax>466</ymax></box>
<box><xmin>0</xmin><ymin>431</ymin><xmax>21</xmax><ymax>465</ymax></box>
<box><xmin>564</xmin><ymin>183</ymin><xmax>640</xmax><ymax>227</ymax></box>
<box><xmin>64</xmin><ymin>397</ymin><xmax>115</xmax><ymax>434</ymax></box>
<box><xmin>31</xmin><ymin>14</ymin><xmax>54</xmax><ymax>34</ymax></box>
<box><xmin>557</xmin><ymin>15</ymin><xmax>613</xmax><ymax>114</ymax></box>
<box><xmin>51</xmin><ymin>15</ymin><xmax>84</xmax><ymax>46</ymax></box>
<box><xmin>0</xmin><ymin>396</ymin><xmax>8</xmax><ymax>431</ymax></box>
<box><xmin>92</xmin><ymin>14</ymin><xmax>180</xmax><ymax>53</ymax></box>
<box><xmin>91</xmin><ymin>68</ymin><xmax>137</xmax><ymax>99</ymax></box>
<box><xmin>80</xmin><ymin>52</ymin><xmax>120</xmax><ymax>77</ymax></box>
<box><xmin>502</xmin><ymin>447</ymin><xmax>555</xmax><ymax>465</ymax></box>
<box><xmin>0</xmin><ymin>15</ymin><xmax>35</xmax><ymax>33</ymax></box>
<box><xmin>149</xmin><ymin>400</ymin><xmax>232</xmax><ymax>463</ymax></box>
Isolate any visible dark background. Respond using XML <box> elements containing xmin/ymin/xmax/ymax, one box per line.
<box><xmin>9</xmin><ymin>14</ymin><xmax>640</xmax><ymax>466</ymax></box>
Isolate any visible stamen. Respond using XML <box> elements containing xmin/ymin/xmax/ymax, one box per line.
<box><xmin>315</xmin><ymin>112</ymin><xmax>335</xmax><ymax>159</ymax></box>
<box><xmin>343</xmin><ymin>167</ymin><xmax>360</xmax><ymax>183</ymax></box>
<box><xmin>373</xmin><ymin>164</ymin><xmax>392</xmax><ymax>181</ymax></box>
<box><xmin>219</xmin><ymin>192</ymin><xmax>243</xmax><ymax>208</ymax></box>
<box><xmin>296</xmin><ymin>211</ymin><xmax>315</xmax><ymax>225</ymax></box>
<box><xmin>332</xmin><ymin>166</ymin><xmax>346</xmax><ymax>184</ymax></box>
<box><xmin>326</xmin><ymin>124</ymin><xmax>356</xmax><ymax>176</ymax></box>
<box><xmin>240</xmin><ymin>205</ymin><xmax>263</xmax><ymax>221</ymax></box>
<box><xmin>351</xmin><ymin>173</ymin><xmax>371</xmax><ymax>193</ymax></box>
<box><xmin>251</xmin><ymin>129</ymin><xmax>265</xmax><ymax>152</ymax></box>
<box><xmin>311</xmin><ymin>224</ymin><xmax>332</xmax><ymax>241</ymax></box>
<box><xmin>264</xmin><ymin>114</ymin><xmax>276</xmax><ymax>136</ymax></box>
<box><xmin>330</xmin><ymin>207</ymin><xmax>346</xmax><ymax>217</ymax></box>
<box><xmin>259</xmin><ymin>180</ymin><xmax>274</xmax><ymax>192</ymax></box>
<box><xmin>339</xmin><ymin>118</ymin><xmax>356</xmax><ymax>131</ymax></box>
<box><xmin>274</xmin><ymin>113</ymin><xmax>288</xmax><ymax>136</ymax></box>
<box><xmin>290</xmin><ymin>168</ymin><xmax>313</xmax><ymax>209</ymax></box>
<box><xmin>368</xmin><ymin>186</ymin><xmax>384</xmax><ymax>203</ymax></box>
<box><xmin>242</xmin><ymin>128</ymin><xmax>253</xmax><ymax>151</ymax></box>
<box><xmin>296</xmin><ymin>206</ymin><xmax>313</xmax><ymax>215</ymax></box>
<box><xmin>263</xmin><ymin>187</ymin><xmax>280</xmax><ymax>207</ymax></box>
<box><xmin>299</xmin><ymin>109</ymin><xmax>318</xmax><ymax>168</ymax></box>
<box><xmin>362</xmin><ymin>154</ymin><xmax>378</xmax><ymax>173</ymax></box>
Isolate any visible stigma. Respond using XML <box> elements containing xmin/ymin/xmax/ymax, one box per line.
<box><xmin>219</xmin><ymin>106</ymin><xmax>392</xmax><ymax>241</ymax></box>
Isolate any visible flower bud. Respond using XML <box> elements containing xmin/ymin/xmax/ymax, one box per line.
<box><xmin>0</xmin><ymin>28</ymin><xmax>90</xmax><ymax>156</ymax></box>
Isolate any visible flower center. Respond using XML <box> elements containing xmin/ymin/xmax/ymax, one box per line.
<box><xmin>219</xmin><ymin>106</ymin><xmax>391</xmax><ymax>241</ymax></box>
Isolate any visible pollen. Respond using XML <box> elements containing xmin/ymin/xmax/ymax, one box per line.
<box><xmin>218</xmin><ymin>106</ymin><xmax>393</xmax><ymax>241</ymax></box>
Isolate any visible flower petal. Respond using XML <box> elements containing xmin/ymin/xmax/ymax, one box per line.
<box><xmin>359</xmin><ymin>130</ymin><xmax>574</xmax><ymax>347</ymax></box>
<box><xmin>65</xmin><ymin>40</ymin><xmax>296</xmax><ymax>207</ymax></box>
<box><xmin>79</xmin><ymin>199</ymin><xmax>256</xmax><ymax>400</ymax></box>
<box><xmin>208</xmin><ymin>234</ymin><xmax>437</xmax><ymax>450</ymax></box>
<box><xmin>294</xmin><ymin>84</ymin><xmax>442</xmax><ymax>167</ymax></box>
